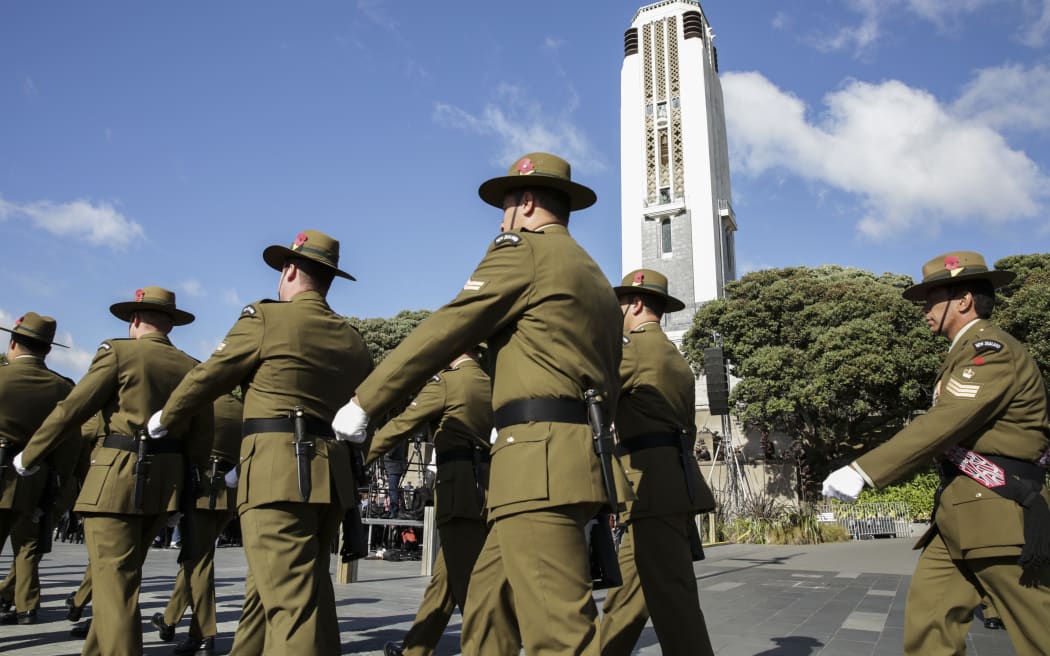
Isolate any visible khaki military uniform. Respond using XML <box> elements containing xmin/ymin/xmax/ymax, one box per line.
<box><xmin>599</xmin><ymin>323</ymin><xmax>715</xmax><ymax>656</ymax></box>
<box><xmin>20</xmin><ymin>333</ymin><xmax>212</xmax><ymax>656</ymax></box>
<box><xmin>356</xmin><ymin>224</ymin><xmax>623</xmax><ymax>655</ymax></box>
<box><xmin>160</xmin><ymin>392</ymin><xmax>244</xmax><ymax>641</ymax></box>
<box><xmin>0</xmin><ymin>355</ymin><xmax>75</xmax><ymax>616</ymax></box>
<box><xmin>366</xmin><ymin>358</ymin><xmax>492</xmax><ymax>655</ymax></box>
<box><xmin>855</xmin><ymin>319</ymin><xmax>1050</xmax><ymax>656</ymax></box>
<box><xmin>160</xmin><ymin>291</ymin><xmax>373</xmax><ymax>656</ymax></box>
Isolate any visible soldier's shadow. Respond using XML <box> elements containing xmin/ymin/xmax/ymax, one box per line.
<box><xmin>754</xmin><ymin>636</ymin><xmax>824</xmax><ymax>655</ymax></box>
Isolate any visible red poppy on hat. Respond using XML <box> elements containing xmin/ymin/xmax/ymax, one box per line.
<box><xmin>517</xmin><ymin>158</ymin><xmax>535</xmax><ymax>175</ymax></box>
<box><xmin>135</xmin><ymin>289</ymin><xmax>145</xmax><ymax>302</ymax></box>
<box><xmin>633</xmin><ymin>272</ymin><xmax>645</xmax><ymax>285</ymax></box>
<box><xmin>294</xmin><ymin>232</ymin><xmax>308</xmax><ymax>249</ymax></box>
<box><xmin>944</xmin><ymin>256</ymin><xmax>960</xmax><ymax>271</ymax></box>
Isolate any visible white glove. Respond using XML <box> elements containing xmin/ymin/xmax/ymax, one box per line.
<box><xmin>489</xmin><ymin>428</ymin><xmax>499</xmax><ymax>444</ymax></box>
<box><xmin>822</xmin><ymin>465</ymin><xmax>866</xmax><ymax>502</ymax></box>
<box><xmin>13</xmin><ymin>452</ymin><xmax>38</xmax><ymax>477</ymax></box>
<box><xmin>224</xmin><ymin>468</ymin><xmax>239</xmax><ymax>488</ymax></box>
<box><xmin>147</xmin><ymin>410</ymin><xmax>168</xmax><ymax>438</ymax></box>
<box><xmin>332</xmin><ymin>399</ymin><xmax>369</xmax><ymax>444</ymax></box>
<box><xmin>167</xmin><ymin>512</ymin><xmax>183</xmax><ymax>528</ymax></box>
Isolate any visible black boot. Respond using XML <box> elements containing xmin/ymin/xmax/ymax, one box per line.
<box><xmin>984</xmin><ymin>617</ymin><xmax>1005</xmax><ymax>630</ymax></box>
<box><xmin>173</xmin><ymin>635</ymin><xmax>215</xmax><ymax>656</ymax></box>
<box><xmin>384</xmin><ymin>642</ymin><xmax>405</xmax><ymax>656</ymax></box>
<box><xmin>65</xmin><ymin>592</ymin><xmax>86</xmax><ymax>622</ymax></box>
<box><xmin>70</xmin><ymin>618</ymin><xmax>92</xmax><ymax>639</ymax></box>
<box><xmin>151</xmin><ymin>612</ymin><xmax>177</xmax><ymax>642</ymax></box>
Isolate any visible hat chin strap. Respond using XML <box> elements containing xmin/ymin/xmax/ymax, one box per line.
<box><xmin>936</xmin><ymin>299</ymin><xmax>950</xmax><ymax>336</ymax></box>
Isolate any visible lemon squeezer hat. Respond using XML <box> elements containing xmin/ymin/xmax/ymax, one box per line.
<box><xmin>613</xmin><ymin>269</ymin><xmax>686</xmax><ymax>313</ymax></box>
<box><xmin>478</xmin><ymin>152</ymin><xmax>597</xmax><ymax>212</ymax></box>
<box><xmin>902</xmin><ymin>251</ymin><xmax>1016</xmax><ymax>302</ymax></box>
<box><xmin>109</xmin><ymin>286</ymin><xmax>195</xmax><ymax>326</ymax></box>
<box><xmin>262</xmin><ymin>229</ymin><xmax>355</xmax><ymax>281</ymax></box>
<box><xmin>0</xmin><ymin>311</ymin><xmax>68</xmax><ymax>348</ymax></box>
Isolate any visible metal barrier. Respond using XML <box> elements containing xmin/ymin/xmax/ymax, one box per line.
<box><xmin>815</xmin><ymin>502</ymin><xmax>912</xmax><ymax>540</ymax></box>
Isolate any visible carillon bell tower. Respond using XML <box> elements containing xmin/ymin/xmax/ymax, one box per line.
<box><xmin>621</xmin><ymin>0</ymin><xmax>737</xmax><ymax>334</ymax></box>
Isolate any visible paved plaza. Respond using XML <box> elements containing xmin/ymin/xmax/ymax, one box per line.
<box><xmin>0</xmin><ymin>538</ymin><xmax>1015</xmax><ymax>655</ymax></box>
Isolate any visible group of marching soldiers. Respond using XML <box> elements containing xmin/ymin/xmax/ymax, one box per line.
<box><xmin>2</xmin><ymin>151</ymin><xmax>1049</xmax><ymax>656</ymax></box>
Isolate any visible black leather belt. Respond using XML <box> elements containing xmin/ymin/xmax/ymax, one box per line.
<box><xmin>493</xmin><ymin>398</ymin><xmax>587</xmax><ymax>430</ymax></box>
<box><xmin>436</xmin><ymin>447</ymin><xmax>492</xmax><ymax>466</ymax></box>
<box><xmin>615</xmin><ymin>432</ymin><xmax>682</xmax><ymax>457</ymax></box>
<box><xmin>210</xmin><ymin>457</ymin><xmax>237</xmax><ymax>474</ymax></box>
<box><xmin>102</xmin><ymin>434</ymin><xmax>184</xmax><ymax>455</ymax></box>
<box><xmin>242</xmin><ymin>416</ymin><xmax>334</xmax><ymax>438</ymax></box>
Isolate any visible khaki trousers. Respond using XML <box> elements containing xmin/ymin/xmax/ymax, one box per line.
<box><xmin>227</xmin><ymin>568</ymin><xmax>267</xmax><ymax>656</ymax></box>
<box><xmin>80</xmin><ymin>512</ymin><xmax>167</xmax><ymax>656</ymax></box>
<box><xmin>905</xmin><ymin>531</ymin><xmax>1050</xmax><ymax>656</ymax></box>
<box><xmin>403</xmin><ymin>518</ymin><xmax>486</xmax><ymax>655</ymax></box>
<box><xmin>238</xmin><ymin>502</ymin><xmax>342</xmax><ymax>656</ymax></box>
<box><xmin>599</xmin><ymin>514</ymin><xmax>713</xmax><ymax>656</ymax></box>
<box><xmin>0</xmin><ymin>510</ymin><xmax>43</xmax><ymax>612</ymax></box>
<box><xmin>461</xmin><ymin>503</ymin><xmax>600</xmax><ymax>656</ymax></box>
<box><xmin>161</xmin><ymin>508</ymin><xmax>235</xmax><ymax>639</ymax></box>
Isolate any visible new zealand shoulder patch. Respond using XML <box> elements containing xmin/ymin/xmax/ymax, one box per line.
<box><xmin>241</xmin><ymin>304</ymin><xmax>257</xmax><ymax>317</ymax></box>
<box><xmin>973</xmin><ymin>339</ymin><xmax>1004</xmax><ymax>354</ymax></box>
<box><xmin>98</xmin><ymin>342</ymin><xmax>112</xmax><ymax>351</ymax></box>
<box><xmin>622</xmin><ymin>335</ymin><xmax>630</xmax><ymax>345</ymax></box>
<box><xmin>493</xmin><ymin>233</ymin><xmax>522</xmax><ymax>249</ymax></box>
<box><xmin>429</xmin><ymin>374</ymin><xmax>442</xmax><ymax>384</ymax></box>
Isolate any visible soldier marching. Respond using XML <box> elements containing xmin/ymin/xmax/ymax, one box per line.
<box><xmin>2</xmin><ymin>157</ymin><xmax>1048</xmax><ymax>656</ymax></box>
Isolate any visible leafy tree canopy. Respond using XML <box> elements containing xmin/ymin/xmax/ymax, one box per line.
<box><xmin>346</xmin><ymin>309</ymin><xmax>432</xmax><ymax>364</ymax></box>
<box><xmin>682</xmin><ymin>265</ymin><xmax>943</xmax><ymax>495</ymax></box>
<box><xmin>993</xmin><ymin>253</ymin><xmax>1050</xmax><ymax>394</ymax></box>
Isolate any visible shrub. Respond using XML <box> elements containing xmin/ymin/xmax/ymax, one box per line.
<box><xmin>855</xmin><ymin>468</ymin><xmax>938</xmax><ymax>521</ymax></box>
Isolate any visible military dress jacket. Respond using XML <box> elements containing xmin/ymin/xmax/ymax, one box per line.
<box><xmin>856</xmin><ymin>320</ymin><xmax>1050</xmax><ymax>560</ymax></box>
<box><xmin>614</xmin><ymin>323</ymin><xmax>715</xmax><ymax>522</ymax></box>
<box><xmin>187</xmin><ymin>393</ymin><xmax>243</xmax><ymax>512</ymax></box>
<box><xmin>161</xmin><ymin>291</ymin><xmax>373</xmax><ymax>511</ymax></box>
<box><xmin>367</xmin><ymin>358</ymin><xmax>493</xmax><ymax>525</ymax></box>
<box><xmin>21</xmin><ymin>333</ymin><xmax>213</xmax><ymax>515</ymax></box>
<box><xmin>0</xmin><ymin>356</ymin><xmax>74</xmax><ymax>513</ymax></box>
<box><xmin>356</xmin><ymin>224</ymin><xmax>623</xmax><ymax>521</ymax></box>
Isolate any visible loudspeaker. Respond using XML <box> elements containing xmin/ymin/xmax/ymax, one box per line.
<box><xmin>703</xmin><ymin>347</ymin><xmax>730</xmax><ymax>416</ymax></box>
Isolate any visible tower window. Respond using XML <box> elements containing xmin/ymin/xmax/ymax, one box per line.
<box><xmin>661</xmin><ymin>217</ymin><xmax>672</xmax><ymax>255</ymax></box>
<box><xmin>659</xmin><ymin>130</ymin><xmax>669</xmax><ymax>167</ymax></box>
<box><xmin>657</xmin><ymin>102</ymin><xmax>667</xmax><ymax>119</ymax></box>
<box><xmin>659</xmin><ymin>187</ymin><xmax>671</xmax><ymax>204</ymax></box>
<box><xmin>646</xmin><ymin>103</ymin><xmax>653</xmax><ymax>115</ymax></box>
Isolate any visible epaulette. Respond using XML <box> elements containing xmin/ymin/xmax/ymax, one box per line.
<box><xmin>493</xmin><ymin>233</ymin><xmax>522</xmax><ymax>249</ymax></box>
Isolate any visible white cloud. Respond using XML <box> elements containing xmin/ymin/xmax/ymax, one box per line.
<box><xmin>812</xmin><ymin>0</ymin><xmax>1043</xmax><ymax>53</ymax></box>
<box><xmin>1019</xmin><ymin>0</ymin><xmax>1050</xmax><ymax>46</ymax></box>
<box><xmin>433</xmin><ymin>84</ymin><xmax>605</xmax><ymax>173</ymax></box>
<box><xmin>0</xmin><ymin>196</ymin><xmax>144</xmax><ymax>249</ymax></box>
<box><xmin>722</xmin><ymin>71</ymin><xmax>1049</xmax><ymax>238</ymax></box>
<box><xmin>104</xmin><ymin>128</ymin><xmax>113</xmax><ymax>142</ymax></box>
<box><xmin>23</xmin><ymin>76</ymin><xmax>37</xmax><ymax>96</ymax></box>
<box><xmin>357</xmin><ymin>0</ymin><xmax>397</xmax><ymax>32</ymax></box>
<box><xmin>953</xmin><ymin>63</ymin><xmax>1050</xmax><ymax>132</ymax></box>
<box><xmin>179</xmin><ymin>279</ymin><xmax>206</xmax><ymax>298</ymax></box>
<box><xmin>544</xmin><ymin>37</ymin><xmax>564</xmax><ymax>51</ymax></box>
<box><xmin>222</xmin><ymin>289</ymin><xmax>243</xmax><ymax>307</ymax></box>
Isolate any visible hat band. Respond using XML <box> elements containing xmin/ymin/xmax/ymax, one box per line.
<box><xmin>923</xmin><ymin>266</ymin><xmax>991</xmax><ymax>284</ymax></box>
<box><xmin>292</xmin><ymin>245</ymin><xmax>337</xmax><ymax>264</ymax></box>
<box><xmin>14</xmin><ymin>325</ymin><xmax>51</xmax><ymax>340</ymax></box>
<box><xmin>630</xmin><ymin>283</ymin><xmax>671</xmax><ymax>294</ymax></box>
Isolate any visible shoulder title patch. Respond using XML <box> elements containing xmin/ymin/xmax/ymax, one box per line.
<box><xmin>429</xmin><ymin>374</ymin><xmax>442</xmax><ymax>383</ymax></box>
<box><xmin>493</xmin><ymin>233</ymin><xmax>522</xmax><ymax>249</ymax></box>
<box><xmin>241</xmin><ymin>305</ymin><xmax>257</xmax><ymax>317</ymax></box>
<box><xmin>98</xmin><ymin>342</ymin><xmax>112</xmax><ymax>351</ymax></box>
<box><xmin>622</xmin><ymin>335</ymin><xmax>630</xmax><ymax>345</ymax></box>
<box><xmin>973</xmin><ymin>339</ymin><xmax>1004</xmax><ymax>354</ymax></box>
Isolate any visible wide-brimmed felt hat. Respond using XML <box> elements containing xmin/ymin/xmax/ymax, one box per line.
<box><xmin>109</xmin><ymin>286</ymin><xmax>195</xmax><ymax>326</ymax></box>
<box><xmin>262</xmin><ymin>229</ymin><xmax>355</xmax><ymax>281</ymax></box>
<box><xmin>902</xmin><ymin>251</ymin><xmax>1016</xmax><ymax>301</ymax></box>
<box><xmin>478</xmin><ymin>152</ymin><xmax>597</xmax><ymax>212</ymax></box>
<box><xmin>613</xmin><ymin>269</ymin><xmax>686</xmax><ymax>313</ymax></box>
<box><xmin>0</xmin><ymin>311</ymin><xmax>68</xmax><ymax>348</ymax></box>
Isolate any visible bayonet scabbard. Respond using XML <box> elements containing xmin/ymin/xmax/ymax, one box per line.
<box><xmin>292</xmin><ymin>406</ymin><xmax>313</xmax><ymax>502</ymax></box>
<box><xmin>207</xmin><ymin>456</ymin><xmax>220</xmax><ymax>510</ymax></box>
<box><xmin>133</xmin><ymin>429</ymin><xmax>151</xmax><ymax>513</ymax></box>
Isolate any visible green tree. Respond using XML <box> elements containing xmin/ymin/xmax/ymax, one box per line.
<box><xmin>682</xmin><ymin>265</ymin><xmax>942</xmax><ymax>498</ymax></box>
<box><xmin>346</xmin><ymin>309</ymin><xmax>432</xmax><ymax>364</ymax></box>
<box><xmin>993</xmin><ymin>253</ymin><xmax>1050</xmax><ymax>395</ymax></box>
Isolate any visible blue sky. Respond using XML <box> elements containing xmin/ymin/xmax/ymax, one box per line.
<box><xmin>3</xmin><ymin>0</ymin><xmax>1049</xmax><ymax>379</ymax></box>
